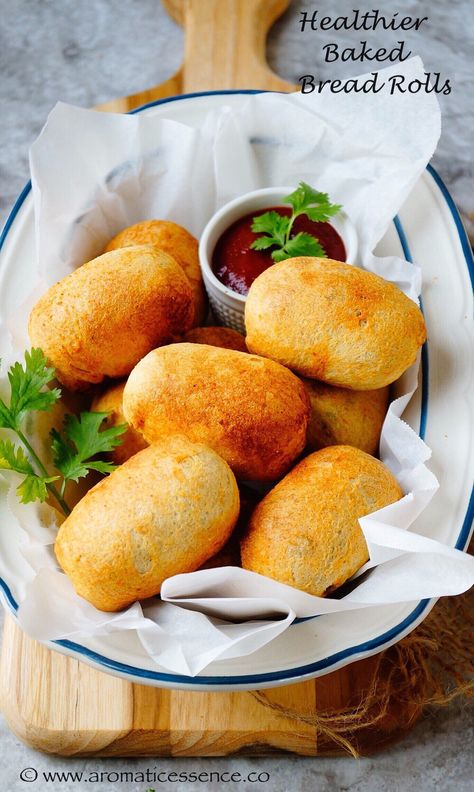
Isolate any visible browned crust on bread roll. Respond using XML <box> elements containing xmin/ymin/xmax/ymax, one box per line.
<box><xmin>91</xmin><ymin>381</ymin><xmax>148</xmax><ymax>465</ymax></box>
<box><xmin>245</xmin><ymin>257</ymin><xmax>426</xmax><ymax>389</ymax></box>
<box><xmin>105</xmin><ymin>220</ymin><xmax>207</xmax><ymax>326</ymax></box>
<box><xmin>55</xmin><ymin>437</ymin><xmax>240</xmax><ymax>611</ymax></box>
<box><xmin>241</xmin><ymin>445</ymin><xmax>403</xmax><ymax>596</ymax></box>
<box><xmin>28</xmin><ymin>245</ymin><xmax>194</xmax><ymax>390</ymax></box>
<box><xmin>123</xmin><ymin>343</ymin><xmax>310</xmax><ymax>482</ymax></box>
<box><xmin>303</xmin><ymin>380</ymin><xmax>389</xmax><ymax>456</ymax></box>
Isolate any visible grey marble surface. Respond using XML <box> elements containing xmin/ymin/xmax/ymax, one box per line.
<box><xmin>0</xmin><ymin>1</ymin><xmax>472</xmax><ymax>790</ymax></box>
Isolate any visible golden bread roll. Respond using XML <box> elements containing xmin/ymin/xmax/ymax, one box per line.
<box><xmin>123</xmin><ymin>343</ymin><xmax>310</xmax><ymax>482</ymax></box>
<box><xmin>105</xmin><ymin>220</ymin><xmax>206</xmax><ymax>325</ymax></box>
<box><xmin>245</xmin><ymin>257</ymin><xmax>426</xmax><ymax>389</ymax></box>
<box><xmin>55</xmin><ymin>437</ymin><xmax>240</xmax><ymax>611</ymax></box>
<box><xmin>241</xmin><ymin>445</ymin><xmax>403</xmax><ymax>596</ymax></box>
<box><xmin>29</xmin><ymin>246</ymin><xmax>194</xmax><ymax>390</ymax></box>
<box><xmin>303</xmin><ymin>380</ymin><xmax>389</xmax><ymax>456</ymax></box>
<box><xmin>183</xmin><ymin>325</ymin><xmax>247</xmax><ymax>352</ymax></box>
<box><xmin>91</xmin><ymin>381</ymin><xmax>148</xmax><ymax>464</ymax></box>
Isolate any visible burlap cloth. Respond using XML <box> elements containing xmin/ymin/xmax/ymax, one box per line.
<box><xmin>251</xmin><ymin>539</ymin><xmax>473</xmax><ymax>756</ymax></box>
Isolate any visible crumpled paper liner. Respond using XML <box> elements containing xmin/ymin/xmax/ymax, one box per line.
<box><xmin>0</xmin><ymin>58</ymin><xmax>473</xmax><ymax>677</ymax></box>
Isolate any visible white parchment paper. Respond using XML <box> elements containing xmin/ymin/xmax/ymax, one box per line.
<box><xmin>1</xmin><ymin>58</ymin><xmax>473</xmax><ymax>676</ymax></box>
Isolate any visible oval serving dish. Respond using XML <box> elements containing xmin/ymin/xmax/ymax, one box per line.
<box><xmin>0</xmin><ymin>90</ymin><xmax>473</xmax><ymax>691</ymax></box>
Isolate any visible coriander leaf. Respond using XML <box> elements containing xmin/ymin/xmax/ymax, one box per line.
<box><xmin>0</xmin><ymin>439</ymin><xmax>34</xmax><ymax>475</ymax></box>
<box><xmin>275</xmin><ymin>231</ymin><xmax>327</xmax><ymax>262</ymax></box>
<box><xmin>251</xmin><ymin>182</ymin><xmax>342</xmax><ymax>264</ymax></box>
<box><xmin>251</xmin><ymin>236</ymin><xmax>278</xmax><ymax>251</ymax></box>
<box><xmin>51</xmin><ymin>411</ymin><xmax>126</xmax><ymax>483</ymax></box>
<box><xmin>251</xmin><ymin>210</ymin><xmax>289</xmax><ymax>236</ymax></box>
<box><xmin>17</xmin><ymin>474</ymin><xmax>59</xmax><ymax>505</ymax></box>
<box><xmin>271</xmin><ymin>249</ymin><xmax>290</xmax><ymax>263</ymax></box>
<box><xmin>283</xmin><ymin>181</ymin><xmax>324</xmax><ymax>214</ymax></box>
<box><xmin>0</xmin><ymin>401</ymin><xmax>16</xmax><ymax>430</ymax></box>
<box><xmin>85</xmin><ymin>460</ymin><xmax>118</xmax><ymax>475</ymax></box>
<box><xmin>7</xmin><ymin>348</ymin><xmax>61</xmax><ymax>428</ymax></box>
<box><xmin>63</xmin><ymin>412</ymin><xmax>126</xmax><ymax>458</ymax></box>
<box><xmin>50</xmin><ymin>428</ymin><xmax>83</xmax><ymax>480</ymax></box>
<box><xmin>251</xmin><ymin>211</ymin><xmax>289</xmax><ymax>248</ymax></box>
<box><xmin>0</xmin><ymin>350</ymin><xmax>71</xmax><ymax>515</ymax></box>
<box><xmin>284</xmin><ymin>183</ymin><xmax>342</xmax><ymax>223</ymax></box>
<box><xmin>0</xmin><ymin>439</ymin><xmax>58</xmax><ymax>505</ymax></box>
<box><xmin>305</xmin><ymin>201</ymin><xmax>342</xmax><ymax>223</ymax></box>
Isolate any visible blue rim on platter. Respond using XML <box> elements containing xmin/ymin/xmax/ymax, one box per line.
<box><xmin>0</xmin><ymin>90</ymin><xmax>473</xmax><ymax>687</ymax></box>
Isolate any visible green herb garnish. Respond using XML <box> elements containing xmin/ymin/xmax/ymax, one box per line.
<box><xmin>51</xmin><ymin>412</ymin><xmax>123</xmax><ymax>491</ymax></box>
<box><xmin>0</xmin><ymin>348</ymin><xmax>126</xmax><ymax>515</ymax></box>
<box><xmin>250</xmin><ymin>181</ymin><xmax>342</xmax><ymax>263</ymax></box>
<box><xmin>0</xmin><ymin>439</ymin><xmax>59</xmax><ymax>505</ymax></box>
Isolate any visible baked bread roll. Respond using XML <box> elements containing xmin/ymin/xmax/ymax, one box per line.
<box><xmin>123</xmin><ymin>343</ymin><xmax>310</xmax><ymax>482</ymax></box>
<box><xmin>55</xmin><ymin>437</ymin><xmax>240</xmax><ymax>611</ymax></box>
<box><xmin>245</xmin><ymin>257</ymin><xmax>426</xmax><ymax>389</ymax></box>
<box><xmin>241</xmin><ymin>445</ymin><xmax>403</xmax><ymax>596</ymax></box>
<box><xmin>303</xmin><ymin>380</ymin><xmax>389</xmax><ymax>456</ymax></box>
<box><xmin>92</xmin><ymin>381</ymin><xmax>148</xmax><ymax>465</ymax></box>
<box><xmin>105</xmin><ymin>220</ymin><xmax>206</xmax><ymax>326</ymax></box>
<box><xmin>29</xmin><ymin>246</ymin><xmax>194</xmax><ymax>390</ymax></box>
<box><xmin>183</xmin><ymin>325</ymin><xmax>247</xmax><ymax>352</ymax></box>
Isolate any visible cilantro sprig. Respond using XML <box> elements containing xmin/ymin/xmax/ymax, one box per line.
<box><xmin>250</xmin><ymin>181</ymin><xmax>342</xmax><ymax>263</ymax></box>
<box><xmin>0</xmin><ymin>349</ymin><xmax>126</xmax><ymax>515</ymax></box>
<box><xmin>0</xmin><ymin>348</ymin><xmax>61</xmax><ymax>431</ymax></box>
<box><xmin>0</xmin><ymin>439</ymin><xmax>59</xmax><ymax>505</ymax></box>
<box><xmin>51</xmin><ymin>412</ymin><xmax>124</xmax><ymax>496</ymax></box>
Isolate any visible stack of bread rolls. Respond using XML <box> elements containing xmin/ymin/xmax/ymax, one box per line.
<box><xmin>29</xmin><ymin>222</ymin><xmax>426</xmax><ymax>612</ymax></box>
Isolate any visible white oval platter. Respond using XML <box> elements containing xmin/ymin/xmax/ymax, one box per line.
<box><xmin>0</xmin><ymin>91</ymin><xmax>472</xmax><ymax>691</ymax></box>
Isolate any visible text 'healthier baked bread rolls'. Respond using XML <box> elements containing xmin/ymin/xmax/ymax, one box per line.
<box><xmin>91</xmin><ymin>381</ymin><xmax>148</xmax><ymax>465</ymax></box>
<box><xmin>303</xmin><ymin>380</ymin><xmax>389</xmax><ymax>456</ymax></box>
<box><xmin>105</xmin><ymin>219</ymin><xmax>207</xmax><ymax>326</ymax></box>
<box><xmin>55</xmin><ymin>437</ymin><xmax>240</xmax><ymax>611</ymax></box>
<box><xmin>241</xmin><ymin>445</ymin><xmax>403</xmax><ymax>596</ymax></box>
<box><xmin>29</xmin><ymin>245</ymin><xmax>194</xmax><ymax>390</ymax></box>
<box><xmin>123</xmin><ymin>343</ymin><xmax>310</xmax><ymax>482</ymax></box>
<box><xmin>245</xmin><ymin>257</ymin><xmax>426</xmax><ymax>389</ymax></box>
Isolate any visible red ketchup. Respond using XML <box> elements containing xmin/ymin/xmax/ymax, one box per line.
<box><xmin>212</xmin><ymin>206</ymin><xmax>346</xmax><ymax>296</ymax></box>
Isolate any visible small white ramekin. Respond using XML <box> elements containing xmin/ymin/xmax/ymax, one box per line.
<box><xmin>199</xmin><ymin>187</ymin><xmax>358</xmax><ymax>334</ymax></box>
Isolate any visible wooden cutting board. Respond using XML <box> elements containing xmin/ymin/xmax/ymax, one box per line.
<box><xmin>0</xmin><ymin>0</ymin><xmax>423</xmax><ymax>756</ymax></box>
<box><xmin>0</xmin><ymin>615</ymin><xmax>421</xmax><ymax>756</ymax></box>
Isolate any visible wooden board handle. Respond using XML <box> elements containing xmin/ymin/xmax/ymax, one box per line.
<box><xmin>162</xmin><ymin>0</ymin><xmax>295</xmax><ymax>92</ymax></box>
<box><xmin>97</xmin><ymin>0</ymin><xmax>295</xmax><ymax>111</ymax></box>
